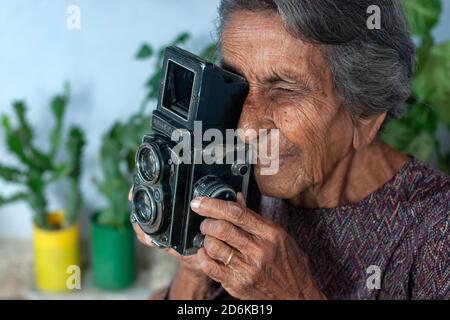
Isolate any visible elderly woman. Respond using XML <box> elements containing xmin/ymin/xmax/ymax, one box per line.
<box><xmin>133</xmin><ymin>0</ymin><xmax>449</xmax><ymax>300</ymax></box>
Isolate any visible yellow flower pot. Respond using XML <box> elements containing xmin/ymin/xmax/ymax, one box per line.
<box><xmin>33</xmin><ymin>210</ymin><xmax>80</xmax><ymax>292</ymax></box>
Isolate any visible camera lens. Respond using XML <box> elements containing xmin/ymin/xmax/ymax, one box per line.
<box><xmin>193</xmin><ymin>176</ymin><xmax>237</xmax><ymax>201</ymax></box>
<box><xmin>133</xmin><ymin>189</ymin><xmax>157</xmax><ymax>224</ymax></box>
<box><xmin>137</xmin><ymin>144</ymin><xmax>161</xmax><ymax>184</ymax></box>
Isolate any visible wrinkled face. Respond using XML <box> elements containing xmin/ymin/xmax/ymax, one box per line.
<box><xmin>221</xmin><ymin>11</ymin><xmax>355</xmax><ymax>200</ymax></box>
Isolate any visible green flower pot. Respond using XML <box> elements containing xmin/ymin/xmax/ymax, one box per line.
<box><xmin>91</xmin><ymin>212</ymin><xmax>136</xmax><ymax>290</ymax></box>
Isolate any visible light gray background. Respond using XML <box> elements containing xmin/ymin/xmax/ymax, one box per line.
<box><xmin>0</xmin><ymin>0</ymin><xmax>449</xmax><ymax>238</ymax></box>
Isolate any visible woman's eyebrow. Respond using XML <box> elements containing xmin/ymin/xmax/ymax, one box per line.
<box><xmin>265</xmin><ymin>71</ymin><xmax>311</xmax><ymax>90</ymax></box>
<box><xmin>220</xmin><ymin>58</ymin><xmax>311</xmax><ymax>90</ymax></box>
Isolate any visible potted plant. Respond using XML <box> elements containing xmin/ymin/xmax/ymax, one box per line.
<box><xmin>91</xmin><ymin>113</ymin><xmax>150</xmax><ymax>290</ymax></box>
<box><xmin>0</xmin><ymin>84</ymin><xmax>85</xmax><ymax>292</ymax></box>
<box><xmin>90</xmin><ymin>33</ymin><xmax>218</xmax><ymax>290</ymax></box>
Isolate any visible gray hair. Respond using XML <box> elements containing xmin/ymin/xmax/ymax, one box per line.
<box><xmin>217</xmin><ymin>0</ymin><xmax>415</xmax><ymax>119</ymax></box>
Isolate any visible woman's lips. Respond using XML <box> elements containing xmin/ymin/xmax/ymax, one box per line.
<box><xmin>256</xmin><ymin>154</ymin><xmax>296</xmax><ymax>169</ymax></box>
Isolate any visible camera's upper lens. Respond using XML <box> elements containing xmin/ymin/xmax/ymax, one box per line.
<box><xmin>137</xmin><ymin>144</ymin><xmax>161</xmax><ymax>184</ymax></box>
<box><xmin>133</xmin><ymin>189</ymin><xmax>157</xmax><ymax>224</ymax></box>
<box><xmin>193</xmin><ymin>176</ymin><xmax>237</xmax><ymax>201</ymax></box>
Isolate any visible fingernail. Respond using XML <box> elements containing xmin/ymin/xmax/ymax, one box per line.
<box><xmin>200</xmin><ymin>220</ymin><xmax>205</xmax><ymax>233</ymax></box>
<box><xmin>144</xmin><ymin>235</ymin><xmax>154</xmax><ymax>246</ymax></box>
<box><xmin>190</xmin><ymin>198</ymin><xmax>201</xmax><ymax>210</ymax></box>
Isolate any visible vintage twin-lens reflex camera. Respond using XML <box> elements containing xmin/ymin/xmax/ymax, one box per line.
<box><xmin>130</xmin><ymin>46</ymin><xmax>252</xmax><ymax>255</ymax></box>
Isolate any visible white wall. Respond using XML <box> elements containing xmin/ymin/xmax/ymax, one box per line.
<box><xmin>0</xmin><ymin>0</ymin><xmax>449</xmax><ymax>238</ymax></box>
<box><xmin>0</xmin><ymin>0</ymin><xmax>220</xmax><ymax>238</ymax></box>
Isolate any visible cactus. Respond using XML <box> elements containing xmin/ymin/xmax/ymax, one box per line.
<box><xmin>0</xmin><ymin>84</ymin><xmax>85</xmax><ymax>229</ymax></box>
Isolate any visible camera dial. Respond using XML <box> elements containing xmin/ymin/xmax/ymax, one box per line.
<box><xmin>193</xmin><ymin>175</ymin><xmax>237</xmax><ymax>201</ymax></box>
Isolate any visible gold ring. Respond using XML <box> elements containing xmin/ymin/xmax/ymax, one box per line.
<box><xmin>225</xmin><ymin>251</ymin><xmax>234</xmax><ymax>266</ymax></box>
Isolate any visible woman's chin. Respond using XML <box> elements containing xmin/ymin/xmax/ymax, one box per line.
<box><xmin>254</xmin><ymin>155</ymin><xmax>308</xmax><ymax>199</ymax></box>
<box><xmin>255</xmin><ymin>172</ymin><xmax>303</xmax><ymax>199</ymax></box>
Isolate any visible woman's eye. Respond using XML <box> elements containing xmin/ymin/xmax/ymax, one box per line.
<box><xmin>271</xmin><ymin>87</ymin><xmax>295</xmax><ymax>95</ymax></box>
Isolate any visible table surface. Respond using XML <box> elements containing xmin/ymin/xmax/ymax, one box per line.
<box><xmin>0</xmin><ymin>238</ymin><xmax>178</xmax><ymax>300</ymax></box>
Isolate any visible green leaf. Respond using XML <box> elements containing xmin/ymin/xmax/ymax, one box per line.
<box><xmin>382</xmin><ymin>102</ymin><xmax>439</xmax><ymax>154</ymax></box>
<box><xmin>172</xmin><ymin>32</ymin><xmax>190</xmax><ymax>46</ymax></box>
<box><xmin>136</xmin><ymin>44</ymin><xmax>154</xmax><ymax>59</ymax></box>
<box><xmin>416</xmin><ymin>33</ymin><xmax>434</xmax><ymax>69</ymax></box>
<box><xmin>402</xmin><ymin>0</ymin><xmax>442</xmax><ymax>37</ymax></box>
<box><xmin>155</xmin><ymin>32</ymin><xmax>191</xmax><ymax>61</ymax></box>
<box><xmin>100</xmin><ymin>136</ymin><xmax>123</xmax><ymax>180</ymax></box>
<box><xmin>65</xmin><ymin>180</ymin><xmax>82</xmax><ymax>226</ymax></box>
<box><xmin>46</xmin><ymin>163</ymin><xmax>70</xmax><ymax>183</ymax></box>
<box><xmin>200</xmin><ymin>42</ymin><xmax>218</xmax><ymax>63</ymax></box>
<box><xmin>29</xmin><ymin>147</ymin><xmax>53</xmax><ymax>171</ymax></box>
<box><xmin>66</xmin><ymin>126</ymin><xmax>85</xmax><ymax>179</ymax></box>
<box><xmin>403</xmin><ymin>103</ymin><xmax>438</xmax><ymax>133</ymax></box>
<box><xmin>4</xmin><ymin>102</ymin><xmax>52</xmax><ymax>171</ymax></box>
<box><xmin>49</xmin><ymin>94</ymin><xmax>68</xmax><ymax>157</ymax></box>
<box><xmin>13</xmin><ymin>101</ymin><xmax>33</xmax><ymax>143</ymax></box>
<box><xmin>0</xmin><ymin>192</ymin><xmax>28</xmax><ymax>206</ymax></box>
<box><xmin>1</xmin><ymin>114</ymin><xmax>33</xmax><ymax>167</ymax></box>
<box><xmin>145</xmin><ymin>71</ymin><xmax>162</xmax><ymax>99</ymax></box>
<box><xmin>26</xmin><ymin>169</ymin><xmax>47</xmax><ymax>227</ymax></box>
<box><xmin>413</xmin><ymin>41</ymin><xmax>450</xmax><ymax>125</ymax></box>
<box><xmin>65</xmin><ymin>126</ymin><xmax>85</xmax><ymax>226</ymax></box>
<box><xmin>382</xmin><ymin>119</ymin><xmax>417</xmax><ymax>150</ymax></box>
<box><xmin>405</xmin><ymin>131</ymin><xmax>437</xmax><ymax>161</ymax></box>
<box><xmin>0</xmin><ymin>164</ymin><xmax>24</xmax><ymax>183</ymax></box>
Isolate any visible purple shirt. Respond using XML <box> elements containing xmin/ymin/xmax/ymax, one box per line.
<box><xmin>217</xmin><ymin>157</ymin><xmax>450</xmax><ymax>300</ymax></box>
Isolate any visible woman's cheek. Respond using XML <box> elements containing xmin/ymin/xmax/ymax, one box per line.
<box><xmin>275</xmin><ymin>103</ymin><xmax>323</xmax><ymax>152</ymax></box>
<box><xmin>276</xmin><ymin>101</ymin><xmax>332</xmax><ymax>183</ymax></box>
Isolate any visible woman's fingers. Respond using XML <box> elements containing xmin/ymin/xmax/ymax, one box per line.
<box><xmin>132</xmin><ymin>223</ymin><xmax>175</xmax><ymax>255</ymax></box>
<box><xmin>132</xmin><ymin>222</ymin><xmax>154</xmax><ymax>247</ymax></box>
<box><xmin>191</xmin><ymin>197</ymin><xmax>263</xmax><ymax>236</ymax></box>
<box><xmin>200</xmin><ymin>218</ymin><xmax>253</xmax><ymax>254</ymax></box>
<box><xmin>236</xmin><ymin>192</ymin><xmax>246</xmax><ymax>207</ymax></box>
<box><xmin>197</xmin><ymin>248</ymin><xmax>230</xmax><ymax>284</ymax></box>
<box><xmin>202</xmin><ymin>236</ymin><xmax>245</xmax><ymax>272</ymax></box>
<box><xmin>128</xmin><ymin>187</ymin><xmax>133</xmax><ymax>202</ymax></box>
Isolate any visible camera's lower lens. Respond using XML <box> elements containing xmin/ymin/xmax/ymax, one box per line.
<box><xmin>133</xmin><ymin>189</ymin><xmax>157</xmax><ymax>224</ymax></box>
<box><xmin>193</xmin><ymin>176</ymin><xmax>237</xmax><ymax>201</ymax></box>
<box><xmin>137</xmin><ymin>144</ymin><xmax>161</xmax><ymax>184</ymax></box>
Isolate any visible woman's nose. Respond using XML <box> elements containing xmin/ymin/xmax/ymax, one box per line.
<box><xmin>237</xmin><ymin>95</ymin><xmax>276</xmax><ymax>144</ymax></box>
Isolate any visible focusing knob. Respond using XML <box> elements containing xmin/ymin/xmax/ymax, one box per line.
<box><xmin>231</xmin><ymin>163</ymin><xmax>249</xmax><ymax>176</ymax></box>
<box><xmin>193</xmin><ymin>175</ymin><xmax>237</xmax><ymax>201</ymax></box>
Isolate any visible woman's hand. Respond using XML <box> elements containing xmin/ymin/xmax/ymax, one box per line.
<box><xmin>129</xmin><ymin>188</ymin><xmax>213</xmax><ymax>299</ymax></box>
<box><xmin>190</xmin><ymin>193</ymin><xmax>326</xmax><ymax>300</ymax></box>
<box><xmin>129</xmin><ymin>187</ymin><xmax>206</xmax><ymax>277</ymax></box>
<box><xmin>131</xmin><ymin>220</ymin><xmax>206</xmax><ymax>276</ymax></box>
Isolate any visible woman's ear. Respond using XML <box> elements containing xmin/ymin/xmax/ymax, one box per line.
<box><xmin>353</xmin><ymin>112</ymin><xmax>387</xmax><ymax>150</ymax></box>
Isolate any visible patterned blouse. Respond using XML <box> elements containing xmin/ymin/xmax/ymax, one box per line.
<box><xmin>216</xmin><ymin>157</ymin><xmax>449</xmax><ymax>300</ymax></box>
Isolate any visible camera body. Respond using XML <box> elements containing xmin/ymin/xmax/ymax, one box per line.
<box><xmin>131</xmin><ymin>46</ymin><xmax>250</xmax><ymax>255</ymax></box>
